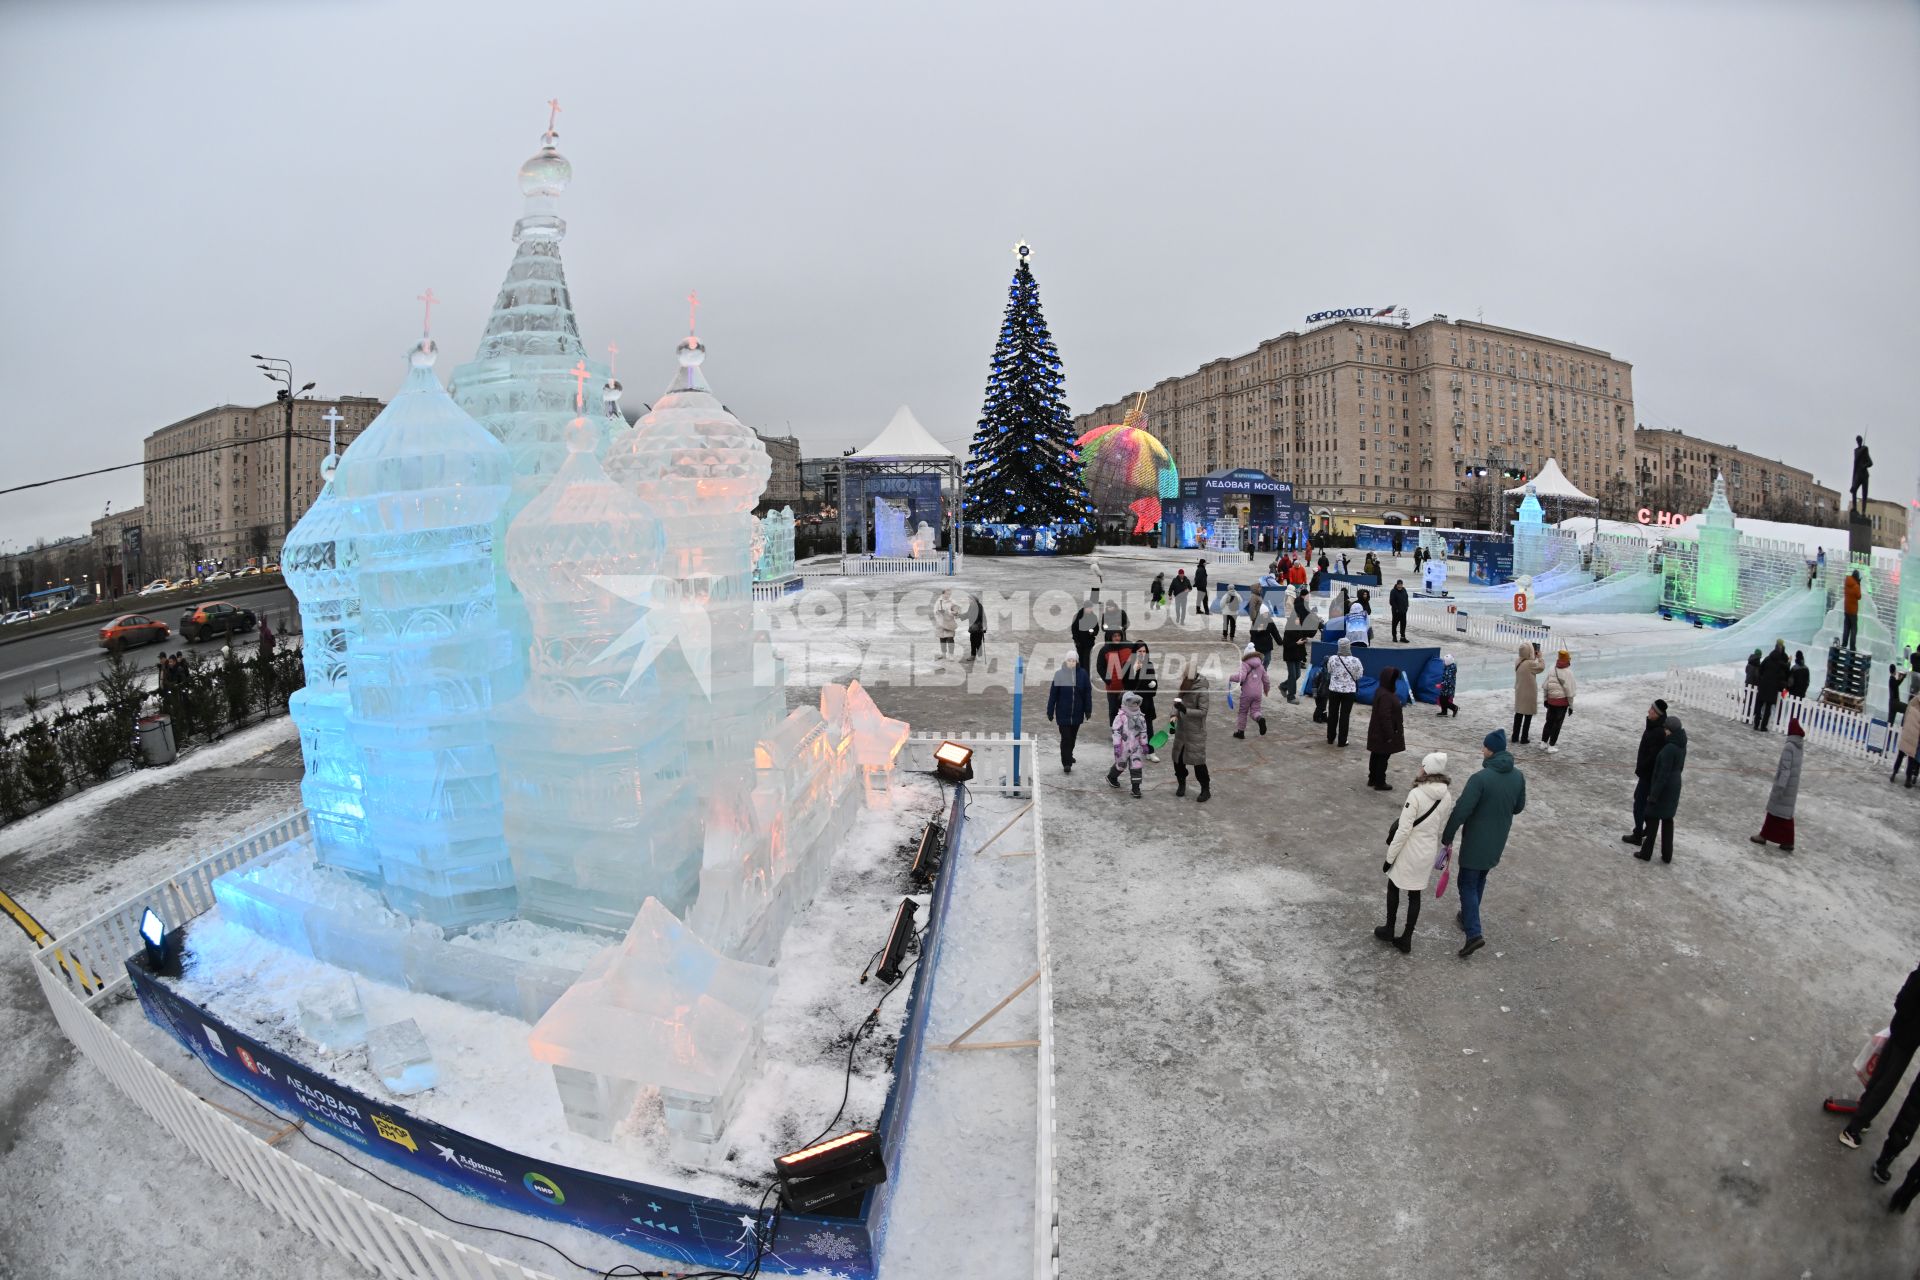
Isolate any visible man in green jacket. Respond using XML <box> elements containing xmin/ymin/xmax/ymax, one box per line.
<box><xmin>1440</xmin><ymin>728</ymin><xmax>1528</xmax><ymax>958</ymax></box>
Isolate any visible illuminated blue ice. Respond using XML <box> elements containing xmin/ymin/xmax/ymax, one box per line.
<box><xmin>281</xmin><ymin>452</ymin><xmax>376</xmax><ymax>880</ymax></box>
<box><xmin>331</xmin><ymin>338</ymin><xmax>521</xmax><ymax>929</ymax></box>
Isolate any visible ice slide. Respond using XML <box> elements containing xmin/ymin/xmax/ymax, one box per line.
<box><xmin>1533</xmin><ymin>569</ymin><xmax>1662</xmax><ymax>615</ymax></box>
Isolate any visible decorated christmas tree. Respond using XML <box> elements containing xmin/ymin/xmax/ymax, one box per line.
<box><xmin>964</xmin><ymin>243</ymin><xmax>1094</xmax><ymax>527</ymax></box>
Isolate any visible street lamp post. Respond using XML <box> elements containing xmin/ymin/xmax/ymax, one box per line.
<box><xmin>251</xmin><ymin>355</ymin><xmax>314</xmax><ymax>557</ymax></box>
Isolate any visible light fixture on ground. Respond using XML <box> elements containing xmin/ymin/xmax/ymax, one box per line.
<box><xmin>774</xmin><ymin>1129</ymin><xmax>887</xmax><ymax>1214</ymax></box>
<box><xmin>873</xmin><ymin>898</ymin><xmax>918</xmax><ymax>985</ymax></box>
<box><xmin>138</xmin><ymin>906</ymin><xmax>182</xmax><ymax>977</ymax></box>
<box><xmin>908</xmin><ymin>819</ymin><xmax>945</xmax><ymax>886</ymax></box>
<box><xmin>932</xmin><ymin>740</ymin><xmax>973</xmax><ymax>783</ymax></box>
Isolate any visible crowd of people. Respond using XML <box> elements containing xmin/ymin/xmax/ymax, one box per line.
<box><xmin>1038</xmin><ymin>543</ymin><xmax>1920</xmax><ymax>1215</ymax></box>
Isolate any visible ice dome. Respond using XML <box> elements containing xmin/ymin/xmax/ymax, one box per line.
<box><xmin>333</xmin><ymin>340</ymin><xmax>512</xmax><ymax>505</ymax></box>
<box><xmin>518</xmin><ymin>141</ymin><xmax>572</xmax><ymax>199</ymax></box>
<box><xmin>508</xmin><ymin>417</ymin><xmax>665</xmax><ymax>614</ymax></box>
<box><xmin>604</xmin><ymin>334</ymin><xmax>770</xmax><ymax>514</ymax></box>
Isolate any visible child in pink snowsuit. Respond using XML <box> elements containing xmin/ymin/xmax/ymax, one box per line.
<box><xmin>1107</xmin><ymin>690</ymin><xmax>1150</xmax><ymax>797</ymax></box>
<box><xmin>1228</xmin><ymin>643</ymin><xmax>1268</xmax><ymax>738</ymax></box>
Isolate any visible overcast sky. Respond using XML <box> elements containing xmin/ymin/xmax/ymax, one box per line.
<box><xmin>2</xmin><ymin>0</ymin><xmax>1916</xmax><ymax>549</ymax></box>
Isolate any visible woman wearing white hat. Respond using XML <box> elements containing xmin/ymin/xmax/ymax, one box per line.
<box><xmin>1376</xmin><ymin>752</ymin><xmax>1456</xmax><ymax>954</ymax></box>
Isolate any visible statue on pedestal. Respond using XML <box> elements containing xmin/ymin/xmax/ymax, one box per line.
<box><xmin>1850</xmin><ymin>435</ymin><xmax>1873</xmax><ymax>514</ymax></box>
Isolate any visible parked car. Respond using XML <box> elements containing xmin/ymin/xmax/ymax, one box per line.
<box><xmin>205</xmin><ymin>570</ymin><xmax>233</xmax><ymax>583</ymax></box>
<box><xmin>237</xmin><ymin>566</ymin><xmax>262</xmax><ymax>577</ymax></box>
<box><xmin>179</xmin><ymin>600</ymin><xmax>257</xmax><ymax>642</ymax></box>
<box><xmin>138</xmin><ymin>580</ymin><xmax>172</xmax><ymax>597</ymax></box>
<box><xmin>100</xmin><ymin>614</ymin><xmax>169</xmax><ymax>650</ymax></box>
<box><xmin>1</xmin><ymin>610</ymin><xmax>31</xmax><ymax>626</ymax></box>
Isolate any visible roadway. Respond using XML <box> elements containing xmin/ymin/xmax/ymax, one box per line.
<box><xmin>0</xmin><ymin>584</ymin><xmax>296</xmax><ymax>709</ymax></box>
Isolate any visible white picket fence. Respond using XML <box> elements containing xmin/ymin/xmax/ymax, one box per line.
<box><xmin>1661</xmin><ymin>665</ymin><xmax>1890</xmax><ymax>763</ymax></box>
<box><xmin>1406</xmin><ymin>602</ymin><xmax>1554</xmax><ymax>653</ymax></box>
<box><xmin>900</xmin><ymin>733</ymin><xmax>1035</xmax><ymax>796</ymax></box>
<box><xmin>840</xmin><ymin>554</ymin><xmax>959</xmax><ymax>576</ymax></box>
<box><xmin>30</xmin><ymin>809</ymin><xmax>558</xmax><ymax>1279</ymax></box>
<box><xmin>1030</xmin><ymin>783</ymin><xmax>1060</xmax><ymax>1280</ymax></box>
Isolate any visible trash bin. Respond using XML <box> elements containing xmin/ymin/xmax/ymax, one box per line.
<box><xmin>136</xmin><ymin>714</ymin><xmax>177</xmax><ymax>766</ymax></box>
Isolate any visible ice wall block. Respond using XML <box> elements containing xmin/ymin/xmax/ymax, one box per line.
<box><xmin>367</xmin><ymin>1018</ymin><xmax>438</xmax><ymax>1095</ymax></box>
<box><xmin>297</xmin><ymin>977</ymin><xmax>367</xmax><ymax>1050</ymax></box>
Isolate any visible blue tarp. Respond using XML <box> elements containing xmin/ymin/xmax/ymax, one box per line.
<box><xmin>1302</xmin><ymin>639</ymin><xmax>1442</xmax><ymax>704</ymax></box>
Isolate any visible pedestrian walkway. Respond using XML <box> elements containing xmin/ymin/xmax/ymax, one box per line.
<box><xmin>1039</xmin><ymin>675</ymin><xmax>1920</xmax><ymax>1276</ymax></box>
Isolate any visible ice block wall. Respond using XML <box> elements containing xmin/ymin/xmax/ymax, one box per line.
<box><xmin>1899</xmin><ymin>475</ymin><xmax>1920</xmax><ymax>658</ymax></box>
<box><xmin>281</xmin><ymin>455</ymin><xmax>376</xmax><ymax>880</ymax></box>
<box><xmin>333</xmin><ymin>339</ymin><xmax>523</xmax><ymax>929</ymax></box>
<box><xmin>493</xmin><ymin>385</ymin><xmax>702</xmax><ymax>934</ymax></box>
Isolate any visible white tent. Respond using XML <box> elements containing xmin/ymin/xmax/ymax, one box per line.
<box><xmin>1505</xmin><ymin>458</ymin><xmax>1596</xmax><ymax>502</ymax></box>
<box><xmin>849</xmin><ymin>405</ymin><xmax>953</xmax><ymax>460</ymax></box>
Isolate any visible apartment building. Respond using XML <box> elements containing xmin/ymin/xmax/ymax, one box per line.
<box><xmin>1076</xmin><ymin>313</ymin><xmax>1635</xmax><ymax>530</ymax></box>
<box><xmin>142</xmin><ymin>395</ymin><xmax>382</xmax><ymax>573</ymax></box>
<box><xmin>1631</xmin><ymin>427</ymin><xmax>1839</xmax><ymax>524</ymax></box>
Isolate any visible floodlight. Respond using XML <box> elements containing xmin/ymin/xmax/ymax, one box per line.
<box><xmin>932</xmin><ymin>740</ymin><xmax>973</xmax><ymax>783</ymax></box>
<box><xmin>139</xmin><ymin>906</ymin><xmax>183</xmax><ymax>977</ymax></box>
<box><xmin>909</xmin><ymin>820</ymin><xmax>945</xmax><ymax>886</ymax></box>
<box><xmin>874</xmin><ymin>898</ymin><xmax>918</xmax><ymax>985</ymax></box>
<box><xmin>774</xmin><ymin>1130</ymin><xmax>887</xmax><ymax>1214</ymax></box>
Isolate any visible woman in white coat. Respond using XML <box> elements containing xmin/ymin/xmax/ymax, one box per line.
<box><xmin>1375</xmin><ymin>751</ymin><xmax>1455</xmax><ymax>954</ymax></box>
<box><xmin>932</xmin><ymin>590</ymin><xmax>960</xmax><ymax>656</ymax></box>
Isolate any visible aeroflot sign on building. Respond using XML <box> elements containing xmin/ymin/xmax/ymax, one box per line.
<box><xmin>1306</xmin><ymin>306</ymin><xmax>1399</xmax><ymax>324</ymax></box>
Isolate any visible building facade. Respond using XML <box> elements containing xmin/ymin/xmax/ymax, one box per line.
<box><xmin>1861</xmin><ymin>497</ymin><xmax>1909</xmax><ymax>551</ymax></box>
<box><xmin>1076</xmin><ymin>314</ymin><xmax>1635</xmax><ymax>532</ymax></box>
<box><xmin>756</xmin><ymin>430</ymin><xmax>802</xmax><ymax>510</ymax></box>
<box><xmin>142</xmin><ymin>395</ymin><xmax>382</xmax><ymax>574</ymax></box>
<box><xmin>89</xmin><ymin>505</ymin><xmax>149</xmax><ymax>598</ymax></box>
<box><xmin>1631</xmin><ymin>427</ymin><xmax>1838</xmax><ymax>525</ymax></box>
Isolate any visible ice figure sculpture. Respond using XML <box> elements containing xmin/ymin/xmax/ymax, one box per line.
<box><xmin>281</xmin><ymin>451</ymin><xmax>375</xmax><ymax>880</ymax></box>
<box><xmin>909</xmin><ymin>520</ymin><xmax>937</xmax><ymax>559</ymax></box>
<box><xmin>604</xmin><ymin>332</ymin><xmax>783</xmax><ymax>784</ymax></box>
<box><xmin>874</xmin><ymin>497</ymin><xmax>913</xmax><ymax>557</ymax></box>
<box><xmin>1695</xmin><ymin>474</ymin><xmax>1738</xmax><ymax>619</ymax></box>
<box><xmin>333</xmin><ymin>338</ymin><xmax>522</xmax><ymax>929</ymax></box>
<box><xmin>529</xmin><ymin>898</ymin><xmax>775</xmax><ymax>1158</ymax></box>
<box><xmin>751</xmin><ymin>506</ymin><xmax>796</xmax><ymax>583</ymax></box>
<box><xmin>1422</xmin><ymin>557</ymin><xmax>1448</xmax><ymax>594</ymax></box>
<box><xmin>448</xmin><ymin>114</ymin><xmax>607</xmax><ymax>652</ymax></box>
<box><xmin>826</xmin><ymin>679</ymin><xmax>909</xmax><ymax>806</ymax></box>
<box><xmin>492</xmin><ymin>378</ymin><xmax>702</xmax><ymax>933</ymax></box>
<box><xmin>1511</xmin><ymin>484</ymin><xmax>1547</xmax><ymax>580</ymax></box>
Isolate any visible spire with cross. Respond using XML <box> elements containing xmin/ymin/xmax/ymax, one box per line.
<box><xmin>322</xmin><ymin>407</ymin><xmax>343</xmax><ymax>455</ymax></box>
<box><xmin>686</xmin><ymin>290</ymin><xmax>700</xmax><ymax>346</ymax></box>
<box><xmin>418</xmin><ymin>288</ymin><xmax>439</xmax><ymax>338</ymax></box>
<box><xmin>570</xmin><ymin>359</ymin><xmax>590</xmax><ymax>413</ymax></box>
<box><xmin>545</xmin><ymin>97</ymin><xmax>562</xmax><ymax>145</ymax></box>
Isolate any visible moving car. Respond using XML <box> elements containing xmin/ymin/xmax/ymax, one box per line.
<box><xmin>205</xmin><ymin>570</ymin><xmax>233</xmax><ymax>583</ymax></box>
<box><xmin>1</xmin><ymin>610</ymin><xmax>31</xmax><ymax>626</ymax></box>
<box><xmin>138</xmin><ymin>580</ymin><xmax>172</xmax><ymax>596</ymax></box>
<box><xmin>179</xmin><ymin>600</ymin><xmax>257</xmax><ymax>642</ymax></box>
<box><xmin>100</xmin><ymin>614</ymin><xmax>169</xmax><ymax>650</ymax></box>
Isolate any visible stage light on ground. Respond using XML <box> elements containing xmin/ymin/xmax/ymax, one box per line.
<box><xmin>933</xmin><ymin>740</ymin><xmax>973</xmax><ymax>783</ymax></box>
<box><xmin>139</xmin><ymin>906</ymin><xmax>183</xmax><ymax>977</ymax></box>
<box><xmin>875</xmin><ymin>898</ymin><xmax>918</xmax><ymax>985</ymax></box>
<box><xmin>774</xmin><ymin>1129</ymin><xmax>887</xmax><ymax>1214</ymax></box>
<box><xmin>909</xmin><ymin>820</ymin><xmax>945</xmax><ymax>886</ymax></box>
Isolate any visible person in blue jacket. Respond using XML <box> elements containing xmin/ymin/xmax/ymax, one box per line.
<box><xmin>1439</xmin><ymin>729</ymin><xmax>1528</xmax><ymax>958</ymax></box>
<box><xmin>1045</xmin><ymin>654</ymin><xmax>1094</xmax><ymax>774</ymax></box>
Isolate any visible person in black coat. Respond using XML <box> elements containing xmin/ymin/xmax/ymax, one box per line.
<box><xmin>1894</xmin><ymin>664</ymin><xmax>1909</xmax><ymax>728</ymax></box>
<box><xmin>1388</xmin><ymin>579</ymin><xmax>1410</xmax><ymax>643</ymax></box>
<box><xmin>1621</xmin><ymin>699</ymin><xmax>1667</xmax><ymax>845</ymax></box>
<box><xmin>1070</xmin><ymin>593</ymin><xmax>1102</xmax><ymax>667</ymax></box>
<box><xmin>1044</xmin><ymin>655</ymin><xmax>1094</xmax><ymax>772</ymax></box>
<box><xmin>1787</xmin><ymin>651</ymin><xmax>1811</xmax><ymax>700</ymax></box>
<box><xmin>1635</xmin><ymin>717</ymin><xmax>1687</xmax><ymax>863</ymax></box>
<box><xmin>1754</xmin><ymin>640</ymin><xmax>1792</xmax><ymax>732</ymax></box>
<box><xmin>1842</xmin><ymin>967</ymin><xmax>1920</xmax><ymax>1173</ymax></box>
<box><xmin>1193</xmin><ymin>558</ymin><xmax>1210</xmax><ymax>614</ymax></box>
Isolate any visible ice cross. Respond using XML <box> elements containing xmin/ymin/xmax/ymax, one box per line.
<box><xmin>571</xmin><ymin>359</ymin><xmax>590</xmax><ymax>411</ymax></box>
<box><xmin>417</xmin><ymin>288</ymin><xmax>439</xmax><ymax>337</ymax></box>
<box><xmin>545</xmin><ymin>98</ymin><xmax>562</xmax><ymax>142</ymax></box>
<box><xmin>607</xmin><ymin>340</ymin><xmax>619</xmax><ymax>377</ymax></box>
<box><xmin>686</xmin><ymin>290</ymin><xmax>699</xmax><ymax>336</ymax></box>
<box><xmin>321</xmin><ymin>407</ymin><xmax>343</xmax><ymax>453</ymax></box>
